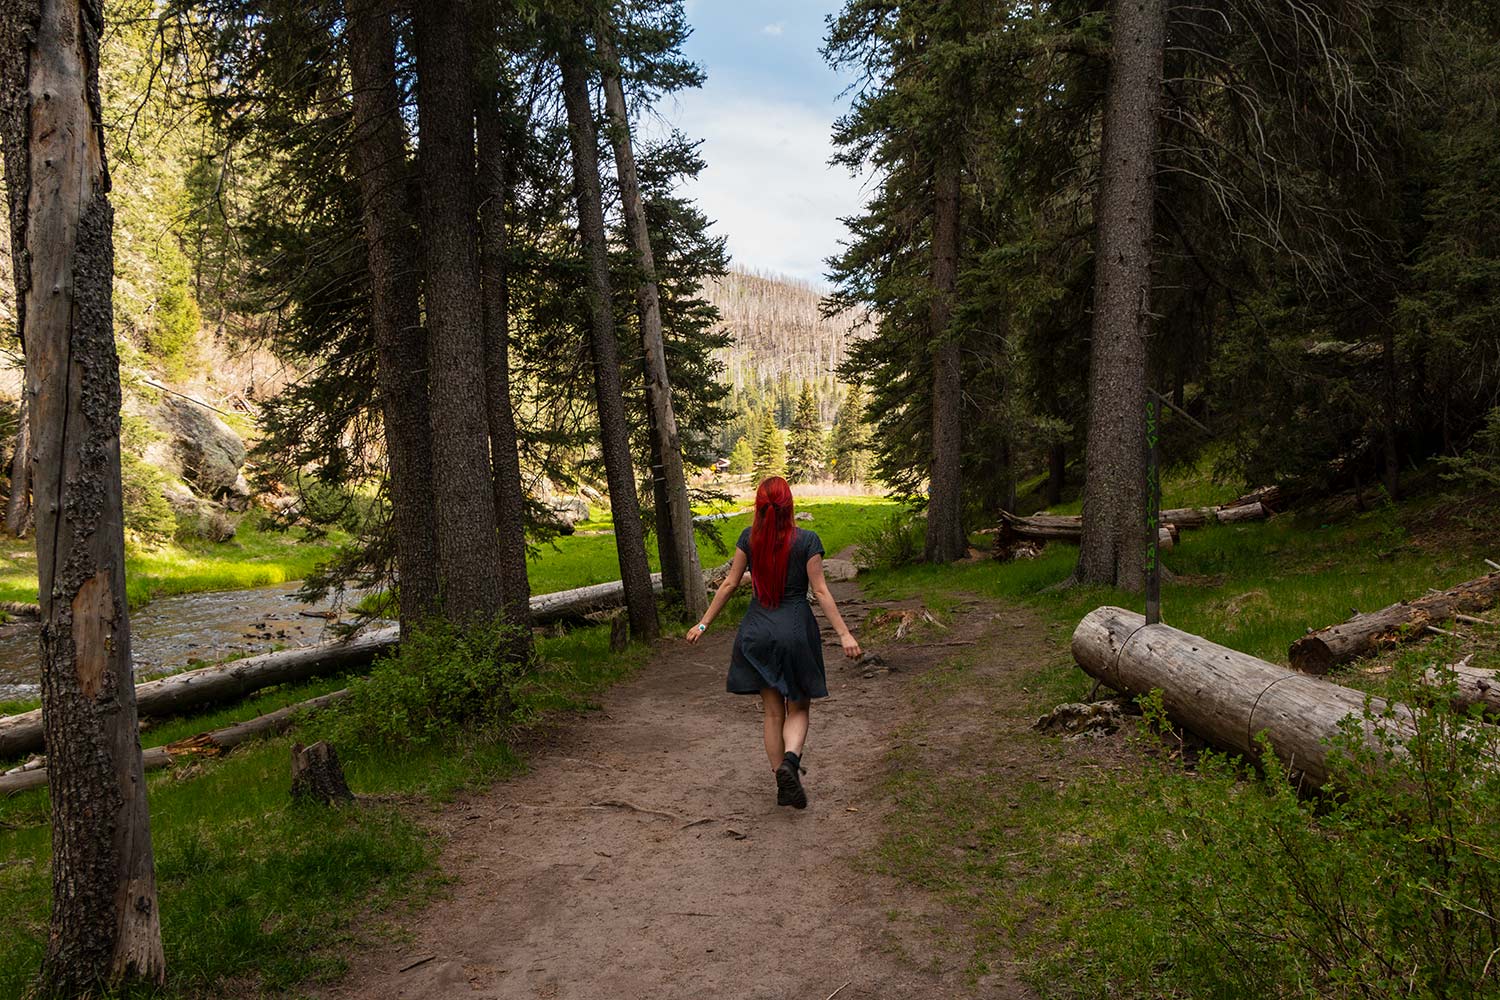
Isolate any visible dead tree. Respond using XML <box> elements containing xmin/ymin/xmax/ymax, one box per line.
<box><xmin>0</xmin><ymin>0</ymin><xmax>166</xmax><ymax>990</ymax></box>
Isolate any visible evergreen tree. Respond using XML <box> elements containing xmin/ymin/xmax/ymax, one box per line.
<box><xmin>752</xmin><ymin>410</ymin><xmax>786</xmax><ymax>482</ymax></box>
<box><xmin>729</xmin><ymin>435</ymin><xmax>755</xmax><ymax>474</ymax></box>
<box><xmin>786</xmin><ymin>383</ymin><xmax>824</xmax><ymax>483</ymax></box>
<box><xmin>830</xmin><ymin>383</ymin><xmax>872</xmax><ymax>485</ymax></box>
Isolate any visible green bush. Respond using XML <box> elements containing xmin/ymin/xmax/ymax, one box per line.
<box><xmin>855</xmin><ymin>510</ymin><xmax>926</xmax><ymax>570</ymax></box>
<box><xmin>1040</xmin><ymin>661</ymin><xmax>1500</xmax><ymax>1000</ymax></box>
<box><xmin>1440</xmin><ymin>406</ymin><xmax>1500</xmax><ymax>490</ymax></box>
<box><xmin>174</xmin><ymin>507</ymin><xmax>238</xmax><ymax>543</ymax></box>
<box><xmin>325</xmin><ymin>618</ymin><xmax>533</xmax><ymax>752</ymax></box>
<box><xmin>120</xmin><ymin>449</ymin><xmax>177</xmax><ymax>546</ymax></box>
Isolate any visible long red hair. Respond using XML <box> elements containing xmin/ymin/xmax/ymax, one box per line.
<box><xmin>749</xmin><ymin>477</ymin><xmax>796</xmax><ymax>608</ymax></box>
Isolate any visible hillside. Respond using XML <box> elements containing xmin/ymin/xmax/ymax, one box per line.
<box><xmin>703</xmin><ymin>267</ymin><xmax>870</xmax><ymax>390</ymax></box>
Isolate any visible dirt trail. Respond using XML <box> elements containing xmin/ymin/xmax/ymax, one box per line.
<box><xmin>324</xmin><ymin>580</ymin><xmax>1045</xmax><ymax>1000</ymax></box>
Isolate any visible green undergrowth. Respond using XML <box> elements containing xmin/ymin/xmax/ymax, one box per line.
<box><xmin>0</xmin><ymin>614</ymin><xmax>686</xmax><ymax>998</ymax></box>
<box><xmin>0</xmin><ymin>521</ymin><xmax>349</xmax><ymax>610</ymax></box>
<box><xmin>862</xmin><ymin>479</ymin><xmax>1500</xmax><ymax>998</ymax></box>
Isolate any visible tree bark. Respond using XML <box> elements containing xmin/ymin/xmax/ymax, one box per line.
<box><xmin>1045</xmin><ymin>441</ymin><xmax>1066</xmax><ymax>506</ymax></box>
<box><xmin>597</xmin><ymin>34</ymin><xmax>705</xmax><ymax>622</ymax></box>
<box><xmin>345</xmin><ymin>0</ymin><xmax>441</xmax><ymax>632</ymax></box>
<box><xmin>7</xmin><ymin>390</ymin><xmax>32</xmax><ymax>537</ymax></box>
<box><xmin>1075</xmin><ymin>0</ymin><xmax>1166</xmax><ymax>590</ymax></box>
<box><xmin>1289</xmin><ymin>573</ymin><xmax>1500</xmax><ymax>674</ymax></box>
<box><xmin>0</xmin><ymin>0</ymin><xmax>166</xmax><ymax>989</ymax></box>
<box><xmin>1073</xmin><ymin>607</ymin><xmax>1415</xmax><ymax>789</ymax></box>
<box><xmin>411</xmin><ymin>0</ymin><xmax>506</xmax><ymax>624</ymax></box>
<box><xmin>925</xmin><ymin>156</ymin><xmax>966</xmax><ymax>563</ymax></box>
<box><xmin>1421</xmin><ymin>658</ymin><xmax>1500</xmax><ymax>716</ymax></box>
<box><xmin>557</xmin><ymin>34</ymin><xmax>659</xmax><ymax>643</ymax></box>
<box><xmin>473</xmin><ymin>77</ymin><xmax>534</xmax><ymax>644</ymax></box>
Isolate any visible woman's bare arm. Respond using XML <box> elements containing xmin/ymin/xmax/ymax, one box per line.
<box><xmin>684</xmin><ymin>548</ymin><xmax>749</xmax><ymax>643</ymax></box>
<box><xmin>808</xmin><ymin>555</ymin><xmax>862</xmax><ymax>659</ymax></box>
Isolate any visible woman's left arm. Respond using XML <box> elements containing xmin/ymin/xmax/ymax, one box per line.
<box><xmin>808</xmin><ymin>555</ymin><xmax>862</xmax><ymax>659</ymax></box>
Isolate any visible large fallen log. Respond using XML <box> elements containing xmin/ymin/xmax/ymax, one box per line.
<box><xmin>1421</xmin><ymin>656</ymin><xmax>1500</xmax><ymax>715</ymax></box>
<box><xmin>1</xmin><ymin>689</ymin><xmax>350</xmax><ymax>795</ymax></box>
<box><xmin>1288</xmin><ymin>572</ymin><xmax>1500</xmax><ymax>674</ymax></box>
<box><xmin>1072</xmin><ymin>607</ymin><xmax>1413</xmax><ymax>789</ymax></box>
<box><xmin>0</xmin><ymin>568</ymin><xmax>730</xmax><ymax>759</ymax></box>
<box><xmin>999</xmin><ymin>511</ymin><xmax>1180</xmax><ymax>547</ymax></box>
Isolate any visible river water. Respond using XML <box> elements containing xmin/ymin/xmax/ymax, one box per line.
<box><xmin>0</xmin><ymin>582</ymin><xmax>367</xmax><ymax>703</ymax></box>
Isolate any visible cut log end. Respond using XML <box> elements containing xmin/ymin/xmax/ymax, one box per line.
<box><xmin>1287</xmin><ymin>635</ymin><xmax>1336</xmax><ymax>675</ymax></box>
<box><xmin>290</xmin><ymin>741</ymin><xmax>353</xmax><ymax>806</ymax></box>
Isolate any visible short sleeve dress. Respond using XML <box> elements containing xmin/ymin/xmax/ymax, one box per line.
<box><xmin>726</xmin><ymin>527</ymin><xmax>829</xmax><ymax>702</ymax></box>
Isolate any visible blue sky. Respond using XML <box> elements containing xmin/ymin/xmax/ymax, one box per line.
<box><xmin>657</xmin><ymin>1</ymin><xmax>866</xmax><ymax>283</ymax></box>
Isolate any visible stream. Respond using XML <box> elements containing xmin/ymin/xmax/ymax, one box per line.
<box><xmin>0</xmin><ymin>581</ymin><xmax>367</xmax><ymax>703</ymax></box>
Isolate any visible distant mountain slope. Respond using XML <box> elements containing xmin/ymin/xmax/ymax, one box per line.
<box><xmin>702</xmin><ymin>267</ymin><xmax>870</xmax><ymax>388</ymax></box>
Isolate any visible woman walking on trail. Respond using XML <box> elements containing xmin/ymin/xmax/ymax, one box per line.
<box><xmin>686</xmin><ymin>477</ymin><xmax>862</xmax><ymax>809</ymax></box>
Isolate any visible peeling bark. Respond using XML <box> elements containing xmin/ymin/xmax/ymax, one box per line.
<box><xmin>0</xmin><ymin>0</ymin><xmax>165</xmax><ymax>990</ymax></box>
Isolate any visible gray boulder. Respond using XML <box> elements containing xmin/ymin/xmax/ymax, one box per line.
<box><xmin>154</xmin><ymin>396</ymin><xmax>247</xmax><ymax>496</ymax></box>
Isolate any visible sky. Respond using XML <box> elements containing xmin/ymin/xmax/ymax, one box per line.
<box><xmin>659</xmin><ymin>1</ymin><xmax>867</xmax><ymax>284</ymax></box>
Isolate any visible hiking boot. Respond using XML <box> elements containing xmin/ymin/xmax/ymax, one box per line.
<box><xmin>776</xmin><ymin>757</ymin><xmax>807</xmax><ymax>809</ymax></box>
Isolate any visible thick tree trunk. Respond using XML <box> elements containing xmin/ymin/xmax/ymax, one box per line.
<box><xmin>345</xmin><ymin>0</ymin><xmax>441</xmax><ymax>632</ymax></box>
<box><xmin>598</xmin><ymin>41</ymin><xmax>705</xmax><ymax>622</ymax></box>
<box><xmin>1072</xmin><ymin>607</ymin><xmax>1414</xmax><ymax>789</ymax></box>
<box><xmin>474</xmin><ymin>79</ymin><xmax>534</xmax><ymax>644</ymax></box>
<box><xmin>0</xmin><ymin>0</ymin><xmax>166</xmax><ymax>988</ymax></box>
<box><xmin>7</xmin><ymin>390</ymin><xmax>32</xmax><ymax>537</ymax></box>
<box><xmin>646</xmin><ymin>412</ymin><xmax>684</xmax><ymax>597</ymax></box>
<box><xmin>1075</xmin><ymin>0</ymin><xmax>1166</xmax><ymax>591</ymax></box>
<box><xmin>1289</xmin><ymin>573</ymin><xmax>1500</xmax><ymax>674</ymax></box>
<box><xmin>558</xmin><ymin>37</ymin><xmax>659</xmax><ymax>643</ymax></box>
<box><xmin>1046</xmin><ymin>441</ymin><xmax>1066</xmax><ymax>506</ymax></box>
<box><xmin>1</xmin><ymin>690</ymin><xmax>351</xmax><ymax>796</ymax></box>
<box><xmin>925</xmin><ymin>157</ymin><xmax>966</xmax><ymax>563</ymax></box>
<box><xmin>1001</xmin><ymin>511</ymin><xmax>1177</xmax><ymax>548</ymax></box>
<box><xmin>411</xmin><ymin>0</ymin><xmax>506</xmax><ymax>624</ymax></box>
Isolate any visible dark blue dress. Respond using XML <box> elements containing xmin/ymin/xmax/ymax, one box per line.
<box><xmin>726</xmin><ymin>527</ymin><xmax>829</xmax><ymax>702</ymax></box>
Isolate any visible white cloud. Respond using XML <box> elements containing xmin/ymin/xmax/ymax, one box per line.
<box><xmin>761</xmin><ymin>22</ymin><xmax>786</xmax><ymax>36</ymax></box>
<box><xmin>660</xmin><ymin>93</ymin><xmax>868</xmax><ymax>283</ymax></box>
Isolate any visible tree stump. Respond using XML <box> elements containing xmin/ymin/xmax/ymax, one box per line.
<box><xmin>609</xmin><ymin>613</ymin><xmax>630</xmax><ymax>653</ymax></box>
<box><xmin>290</xmin><ymin>741</ymin><xmax>353</xmax><ymax>805</ymax></box>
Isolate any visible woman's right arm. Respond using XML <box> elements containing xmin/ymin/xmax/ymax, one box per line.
<box><xmin>684</xmin><ymin>548</ymin><xmax>749</xmax><ymax>643</ymax></box>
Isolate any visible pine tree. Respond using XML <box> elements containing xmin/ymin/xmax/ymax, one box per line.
<box><xmin>830</xmin><ymin>383</ymin><xmax>872</xmax><ymax>484</ymax></box>
<box><xmin>752</xmin><ymin>410</ymin><xmax>786</xmax><ymax>482</ymax></box>
<box><xmin>729</xmin><ymin>436</ymin><xmax>755</xmax><ymax>474</ymax></box>
<box><xmin>786</xmin><ymin>383</ymin><xmax>825</xmax><ymax>483</ymax></box>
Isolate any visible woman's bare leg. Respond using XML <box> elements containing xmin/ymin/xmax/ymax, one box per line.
<box><xmin>760</xmin><ymin>688</ymin><xmax>786</xmax><ymax>769</ymax></box>
<box><xmin>783</xmin><ymin>698</ymin><xmax>810</xmax><ymax>758</ymax></box>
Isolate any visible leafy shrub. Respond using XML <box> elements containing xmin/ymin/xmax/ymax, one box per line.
<box><xmin>1440</xmin><ymin>406</ymin><xmax>1500</xmax><ymax>490</ymax></box>
<box><xmin>1042</xmin><ymin>661</ymin><xmax>1500</xmax><ymax>999</ymax></box>
<box><xmin>854</xmin><ymin>511</ymin><xmax>925</xmax><ymax>570</ymax></box>
<box><xmin>120</xmin><ymin>450</ymin><xmax>177</xmax><ymax>546</ymax></box>
<box><xmin>326</xmin><ymin>618</ymin><xmax>532</xmax><ymax>752</ymax></box>
<box><xmin>174</xmin><ymin>507</ymin><xmax>237</xmax><ymax>543</ymax></box>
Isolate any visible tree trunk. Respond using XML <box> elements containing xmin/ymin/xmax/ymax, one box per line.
<box><xmin>598</xmin><ymin>38</ymin><xmax>705</xmax><ymax>622</ymax></box>
<box><xmin>1075</xmin><ymin>0</ymin><xmax>1166</xmax><ymax>591</ymax></box>
<box><xmin>1045</xmin><ymin>441</ymin><xmax>1066</xmax><ymax>506</ymax></box>
<box><xmin>7</xmin><ymin>390</ymin><xmax>32</xmax><ymax>537</ymax></box>
<box><xmin>1071</xmin><ymin>607</ymin><xmax>1414</xmax><ymax>790</ymax></box>
<box><xmin>1381</xmin><ymin>323</ymin><xmax>1401</xmax><ymax>500</ymax></box>
<box><xmin>558</xmin><ymin>35</ymin><xmax>659</xmax><ymax>643</ymax></box>
<box><xmin>411</xmin><ymin>0</ymin><xmax>506</xmax><ymax>624</ymax></box>
<box><xmin>646</xmin><ymin>410</ymin><xmax>684</xmax><ymax>596</ymax></box>
<box><xmin>345</xmin><ymin>0</ymin><xmax>441</xmax><ymax>632</ymax></box>
<box><xmin>0</xmin><ymin>0</ymin><xmax>166</xmax><ymax>989</ymax></box>
<box><xmin>925</xmin><ymin>156</ymin><xmax>966</xmax><ymax>563</ymax></box>
<box><xmin>474</xmin><ymin>78</ymin><xmax>534</xmax><ymax>645</ymax></box>
<box><xmin>1289</xmin><ymin>573</ymin><xmax>1500</xmax><ymax>674</ymax></box>
<box><xmin>1422</xmin><ymin>657</ymin><xmax>1500</xmax><ymax>716</ymax></box>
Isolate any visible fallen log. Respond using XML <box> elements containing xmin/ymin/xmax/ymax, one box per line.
<box><xmin>999</xmin><ymin>511</ymin><xmax>1180</xmax><ymax>547</ymax></box>
<box><xmin>1422</xmin><ymin>656</ymin><xmax>1500</xmax><ymax>715</ymax></box>
<box><xmin>1289</xmin><ymin>572</ymin><xmax>1500</xmax><ymax>675</ymax></box>
<box><xmin>1072</xmin><ymin>607</ymin><xmax>1413</xmax><ymax>789</ymax></box>
<box><xmin>1</xmin><ymin>689</ymin><xmax>349</xmax><ymax>795</ymax></box>
<box><xmin>0</xmin><ymin>569</ymin><xmax>729</xmax><ymax>759</ymax></box>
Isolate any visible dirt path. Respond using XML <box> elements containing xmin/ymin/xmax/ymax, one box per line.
<box><xmin>323</xmin><ymin>580</ymin><xmax>1047</xmax><ymax>1000</ymax></box>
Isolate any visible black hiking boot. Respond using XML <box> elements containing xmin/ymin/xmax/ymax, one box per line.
<box><xmin>776</xmin><ymin>754</ymin><xmax>807</xmax><ymax>809</ymax></box>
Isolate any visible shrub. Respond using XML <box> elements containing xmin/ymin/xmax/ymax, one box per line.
<box><xmin>854</xmin><ymin>511</ymin><xmax>925</xmax><ymax>570</ymax></box>
<box><xmin>1440</xmin><ymin>406</ymin><xmax>1500</xmax><ymax>490</ymax></box>
<box><xmin>120</xmin><ymin>450</ymin><xmax>177</xmax><ymax>546</ymax></box>
<box><xmin>325</xmin><ymin>618</ymin><xmax>533</xmax><ymax>752</ymax></box>
<box><xmin>174</xmin><ymin>507</ymin><xmax>237</xmax><ymax>543</ymax></box>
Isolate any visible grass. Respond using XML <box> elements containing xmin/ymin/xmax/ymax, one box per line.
<box><xmin>0</xmin><ymin>521</ymin><xmax>350</xmax><ymax>610</ymax></box>
<box><xmin>857</xmin><ymin>472</ymin><xmax>1500</xmax><ymax>998</ymax></box>
<box><xmin>0</xmin><ymin>497</ymin><xmax>885</xmax><ymax>998</ymax></box>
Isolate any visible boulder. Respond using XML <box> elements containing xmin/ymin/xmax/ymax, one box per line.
<box><xmin>154</xmin><ymin>396</ymin><xmax>247</xmax><ymax>496</ymax></box>
<box><xmin>545</xmin><ymin>496</ymin><xmax>590</xmax><ymax>531</ymax></box>
<box><xmin>822</xmin><ymin>558</ymin><xmax>858</xmax><ymax>582</ymax></box>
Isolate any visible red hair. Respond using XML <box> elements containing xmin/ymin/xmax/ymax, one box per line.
<box><xmin>749</xmin><ymin>477</ymin><xmax>796</xmax><ymax>608</ymax></box>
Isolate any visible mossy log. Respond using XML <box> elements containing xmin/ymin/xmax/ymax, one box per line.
<box><xmin>0</xmin><ymin>690</ymin><xmax>349</xmax><ymax>795</ymax></box>
<box><xmin>1072</xmin><ymin>606</ymin><xmax>1413</xmax><ymax>789</ymax></box>
<box><xmin>1289</xmin><ymin>573</ymin><xmax>1500</xmax><ymax>674</ymax></box>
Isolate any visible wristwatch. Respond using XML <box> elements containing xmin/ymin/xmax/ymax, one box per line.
<box><xmin>695</xmin><ymin>623</ymin><xmax>707</xmax><ymax>633</ymax></box>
